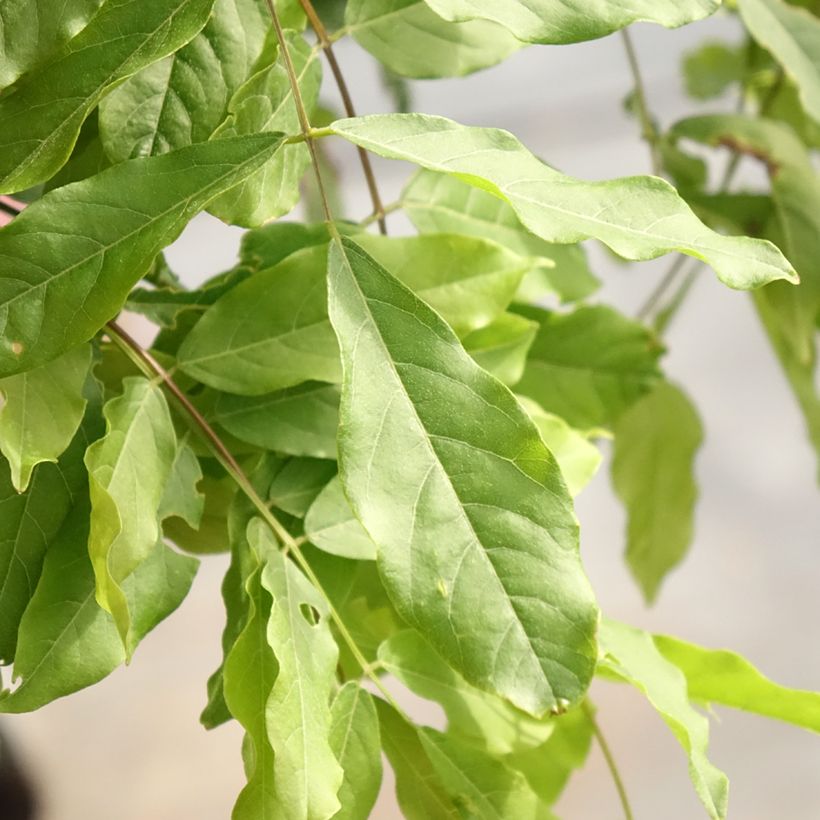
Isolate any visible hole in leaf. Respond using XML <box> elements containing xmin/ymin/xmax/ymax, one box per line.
<box><xmin>299</xmin><ymin>603</ymin><xmax>319</xmax><ymax>625</ymax></box>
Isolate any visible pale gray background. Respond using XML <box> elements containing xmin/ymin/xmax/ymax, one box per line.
<box><xmin>5</xmin><ymin>10</ymin><xmax>820</xmax><ymax>819</ymax></box>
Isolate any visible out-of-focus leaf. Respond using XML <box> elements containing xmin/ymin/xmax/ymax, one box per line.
<box><xmin>682</xmin><ymin>42</ymin><xmax>746</xmax><ymax>99</ymax></box>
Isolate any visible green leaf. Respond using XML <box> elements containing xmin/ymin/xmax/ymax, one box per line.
<box><xmin>402</xmin><ymin>170</ymin><xmax>600</xmax><ymax>304</ymax></box>
<box><xmin>164</xmin><ymin>471</ymin><xmax>234</xmax><ymax>555</ymax></box>
<box><xmin>611</xmin><ymin>382</ymin><xmax>703</xmax><ymax>603</ymax></box>
<box><xmin>0</xmin><ymin>0</ymin><xmax>216</xmax><ymax>193</ymax></box>
<box><xmin>343</xmin><ymin>0</ymin><xmax>522</xmax><ymax>79</ymax></box>
<box><xmin>267</xmin><ymin>457</ymin><xmax>337</xmax><ymax>518</ymax></box>
<box><xmin>239</xmin><ymin>221</ymin><xmax>338</xmax><ymax>271</ymax></box>
<box><xmin>462</xmin><ymin>313</ymin><xmax>537</xmax><ymax>386</ymax></box>
<box><xmin>305</xmin><ymin>477</ymin><xmax>377</xmax><ymax>561</ymax></box>
<box><xmin>739</xmin><ymin>0</ymin><xmax>820</xmax><ymax>123</ymax></box>
<box><xmin>375</xmin><ymin>699</ymin><xmax>460</xmax><ymax>819</ymax></box>
<box><xmin>655</xmin><ymin>634</ymin><xmax>820</xmax><ymax>732</ymax></box>
<box><xmin>0</xmin><ymin>0</ymin><xmax>104</xmax><ymax>89</ymax></box>
<box><xmin>0</xmin><ymin>505</ymin><xmax>197</xmax><ymax>713</ymax></box>
<box><xmin>84</xmin><ymin>377</ymin><xmax>178</xmax><ymax>654</ymax></box>
<box><xmin>258</xmin><ymin>520</ymin><xmax>344</xmax><ymax>819</ymax></box>
<box><xmin>0</xmin><ymin>133</ymin><xmax>284</xmax><ymax>376</ymax></box>
<box><xmin>379</xmin><ymin>630</ymin><xmax>554</xmax><ymax>755</ymax></box>
<box><xmin>424</xmin><ymin>0</ymin><xmax>718</xmax><ymax>44</ymax></box>
<box><xmin>0</xmin><ymin>343</ymin><xmax>91</xmax><ymax>491</ymax></box>
<box><xmin>223</xmin><ymin>558</ymin><xmax>278</xmax><ymax>820</ymax></box>
<box><xmin>215</xmin><ymin>381</ymin><xmax>340</xmax><ymax>459</ymax></box>
<box><xmin>158</xmin><ymin>438</ymin><xmax>205</xmax><ymax>529</ymax></box>
<box><xmin>514</xmin><ymin>305</ymin><xmax>664</xmax><ymax>431</ymax></box>
<box><xmin>516</xmin><ymin>396</ymin><xmax>603</xmax><ymax>498</ymax></box>
<box><xmin>330</xmin><ymin>114</ymin><xmax>798</xmax><ymax>289</ymax></box>
<box><xmin>329</xmin><ymin>683</ymin><xmax>383</xmax><ymax>820</ymax></box>
<box><xmin>208</xmin><ymin>31</ymin><xmax>323</xmax><ymax>227</ymax></box>
<box><xmin>682</xmin><ymin>42</ymin><xmax>746</xmax><ymax>100</ymax></box>
<box><xmin>178</xmin><ymin>234</ymin><xmax>529</xmax><ymax>394</ymax></box>
<box><xmin>98</xmin><ymin>0</ymin><xmax>272</xmax><ymax>163</ymax></box>
<box><xmin>598</xmin><ymin>619</ymin><xmax>729</xmax><ymax>820</ymax></box>
<box><xmin>328</xmin><ymin>236</ymin><xmax>598</xmax><ymax>717</ymax></box>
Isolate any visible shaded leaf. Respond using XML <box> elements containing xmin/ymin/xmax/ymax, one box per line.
<box><xmin>0</xmin><ymin>0</ymin><xmax>216</xmax><ymax>193</ymax></box>
<box><xmin>158</xmin><ymin>439</ymin><xmax>205</xmax><ymax>529</ymax></box>
<box><xmin>0</xmin><ymin>343</ymin><xmax>91</xmax><ymax>491</ymax></box>
<box><xmin>328</xmin><ymin>237</ymin><xmax>598</xmax><ymax>717</ymax></box>
<box><xmin>462</xmin><ymin>313</ymin><xmax>537</xmax><ymax>386</ymax></box>
<box><xmin>329</xmin><ymin>683</ymin><xmax>382</xmax><ymax>820</ymax></box>
<box><xmin>305</xmin><ymin>476</ymin><xmax>377</xmax><ymax>561</ymax></box>
<box><xmin>598</xmin><ymin>619</ymin><xmax>729</xmax><ymax>820</ymax></box>
<box><xmin>267</xmin><ymin>457</ymin><xmax>337</xmax><ymax>518</ymax></box>
<box><xmin>330</xmin><ymin>114</ymin><xmax>797</xmax><ymax>289</ymax></box>
<box><xmin>0</xmin><ymin>134</ymin><xmax>284</xmax><ymax>376</ymax></box>
<box><xmin>611</xmin><ymin>382</ymin><xmax>703</xmax><ymax>603</ymax></box>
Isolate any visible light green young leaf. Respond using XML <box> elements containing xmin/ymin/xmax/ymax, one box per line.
<box><xmin>738</xmin><ymin>0</ymin><xmax>820</xmax><ymax>124</ymax></box>
<box><xmin>463</xmin><ymin>313</ymin><xmax>538</xmax><ymax>386</ymax></box>
<box><xmin>655</xmin><ymin>634</ymin><xmax>820</xmax><ymax>732</ymax></box>
<box><xmin>99</xmin><ymin>0</ymin><xmax>272</xmax><ymax>163</ymax></box>
<box><xmin>0</xmin><ymin>0</ymin><xmax>216</xmax><ymax>193</ymax></box>
<box><xmin>516</xmin><ymin>396</ymin><xmax>603</xmax><ymax>498</ymax></box>
<box><xmin>505</xmin><ymin>704</ymin><xmax>594</xmax><ymax>807</ymax></box>
<box><xmin>328</xmin><ymin>237</ymin><xmax>598</xmax><ymax>717</ymax></box>
<box><xmin>611</xmin><ymin>382</ymin><xmax>703</xmax><ymax>603</ymax></box>
<box><xmin>267</xmin><ymin>457</ymin><xmax>336</xmax><ymax>518</ymax></box>
<box><xmin>0</xmin><ymin>505</ymin><xmax>197</xmax><ymax>713</ymax></box>
<box><xmin>223</xmin><ymin>560</ymin><xmax>278</xmax><ymax>820</ymax></box>
<box><xmin>259</xmin><ymin>520</ymin><xmax>344</xmax><ymax>819</ymax></box>
<box><xmin>329</xmin><ymin>683</ymin><xmax>383</xmax><ymax>820</ymax></box>
<box><xmin>215</xmin><ymin>382</ymin><xmax>341</xmax><ymax>459</ymax></box>
<box><xmin>598</xmin><ymin>619</ymin><xmax>729</xmax><ymax>820</ymax></box>
<box><xmin>158</xmin><ymin>439</ymin><xmax>205</xmax><ymax>529</ymax></box>
<box><xmin>0</xmin><ymin>343</ymin><xmax>91</xmax><ymax>492</ymax></box>
<box><xmin>304</xmin><ymin>477</ymin><xmax>377</xmax><ymax>561</ymax></box>
<box><xmin>682</xmin><ymin>42</ymin><xmax>746</xmax><ymax>100</ymax></box>
<box><xmin>84</xmin><ymin>377</ymin><xmax>177</xmax><ymax>654</ymax></box>
<box><xmin>0</xmin><ymin>0</ymin><xmax>104</xmax><ymax>89</ymax></box>
<box><xmin>343</xmin><ymin>0</ymin><xmax>522</xmax><ymax>79</ymax></box>
<box><xmin>178</xmin><ymin>234</ymin><xmax>529</xmax><ymax>394</ymax></box>
<box><xmin>402</xmin><ymin>170</ymin><xmax>600</xmax><ymax>304</ymax></box>
<box><xmin>375</xmin><ymin>699</ymin><xmax>460</xmax><ymax>819</ymax></box>
<box><xmin>208</xmin><ymin>32</ymin><xmax>323</xmax><ymax>227</ymax></box>
<box><xmin>514</xmin><ymin>305</ymin><xmax>663</xmax><ymax>431</ymax></box>
<box><xmin>330</xmin><ymin>114</ymin><xmax>797</xmax><ymax>289</ymax></box>
<box><xmin>379</xmin><ymin>630</ymin><xmax>555</xmax><ymax>755</ymax></box>
<box><xmin>0</xmin><ymin>134</ymin><xmax>284</xmax><ymax>377</ymax></box>
<box><xmin>425</xmin><ymin>0</ymin><xmax>718</xmax><ymax>43</ymax></box>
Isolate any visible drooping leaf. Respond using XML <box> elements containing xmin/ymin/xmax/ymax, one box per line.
<box><xmin>258</xmin><ymin>520</ymin><xmax>344</xmax><ymax>819</ymax></box>
<box><xmin>84</xmin><ymin>377</ymin><xmax>177</xmax><ymax>653</ymax></box>
<box><xmin>207</xmin><ymin>31</ymin><xmax>323</xmax><ymax>227</ymax></box>
<box><xmin>461</xmin><ymin>313</ymin><xmax>537</xmax><ymax>386</ymax></box>
<box><xmin>330</xmin><ymin>114</ymin><xmax>798</xmax><ymax>289</ymax></box>
<box><xmin>215</xmin><ymin>382</ymin><xmax>341</xmax><ymax>459</ymax></box>
<box><xmin>0</xmin><ymin>134</ymin><xmax>284</xmax><ymax>376</ymax></box>
<box><xmin>423</xmin><ymin>0</ymin><xmax>719</xmax><ymax>44</ymax></box>
<box><xmin>655</xmin><ymin>634</ymin><xmax>820</xmax><ymax>732</ymax></box>
<box><xmin>178</xmin><ymin>234</ymin><xmax>530</xmax><ymax>395</ymax></box>
<box><xmin>611</xmin><ymin>382</ymin><xmax>703</xmax><ymax>603</ymax></box>
<box><xmin>402</xmin><ymin>170</ymin><xmax>600</xmax><ymax>304</ymax></box>
<box><xmin>304</xmin><ymin>476</ymin><xmax>377</xmax><ymax>561</ymax></box>
<box><xmin>379</xmin><ymin>630</ymin><xmax>555</xmax><ymax>755</ymax></box>
<box><xmin>682</xmin><ymin>42</ymin><xmax>746</xmax><ymax>100</ymax></box>
<box><xmin>738</xmin><ymin>0</ymin><xmax>820</xmax><ymax>124</ymax></box>
<box><xmin>343</xmin><ymin>0</ymin><xmax>522</xmax><ymax>79</ymax></box>
<box><xmin>0</xmin><ymin>343</ymin><xmax>91</xmax><ymax>491</ymax></box>
<box><xmin>328</xmin><ymin>236</ymin><xmax>598</xmax><ymax>717</ymax></box>
<box><xmin>0</xmin><ymin>0</ymin><xmax>104</xmax><ymax>89</ymax></box>
<box><xmin>98</xmin><ymin>0</ymin><xmax>272</xmax><ymax>163</ymax></box>
<box><xmin>329</xmin><ymin>683</ymin><xmax>382</xmax><ymax>820</ymax></box>
<box><xmin>516</xmin><ymin>396</ymin><xmax>603</xmax><ymax>498</ymax></box>
<box><xmin>0</xmin><ymin>507</ymin><xmax>197</xmax><ymax>713</ymax></box>
<box><xmin>598</xmin><ymin>619</ymin><xmax>729</xmax><ymax>820</ymax></box>
<box><xmin>514</xmin><ymin>305</ymin><xmax>664</xmax><ymax>431</ymax></box>
<box><xmin>267</xmin><ymin>457</ymin><xmax>337</xmax><ymax>518</ymax></box>
<box><xmin>0</xmin><ymin>0</ymin><xmax>216</xmax><ymax>193</ymax></box>
<box><xmin>158</xmin><ymin>438</ymin><xmax>205</xmax><ymax>529</ymax></box>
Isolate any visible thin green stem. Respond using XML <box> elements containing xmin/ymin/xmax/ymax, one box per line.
<box><xmin>105</xmin><ymin>321</ymin><xmax>409</xmax><ymax>720</ymax></box>
<box><xmin>298</xmin><ymin>0</ymin><xmax>388</xmax><ymax>234</ymax></box>
<box><xmin>583</xmin><ymin>700</ymin><xmax>635</xmax><ymax>820</ymax></box>
<box><xmin>621</xmin><ymin>28</ymin><xmax>662</xmax><ymax>177</ymax></box>
<box><xmin>653</xmin><ymin>263</ymin><xmax>701</xmax><ymax>335</ymax></box>
<box><xmin>636</xmin><ymin>253</ymin><xmax>689</xmax><ymax>322</ymax></box>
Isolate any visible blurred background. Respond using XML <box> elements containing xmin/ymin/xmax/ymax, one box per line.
<box><xmin>3</xmin><ymin>9</ymin><xmax>820</xmax><ymax>819</ymax></box>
